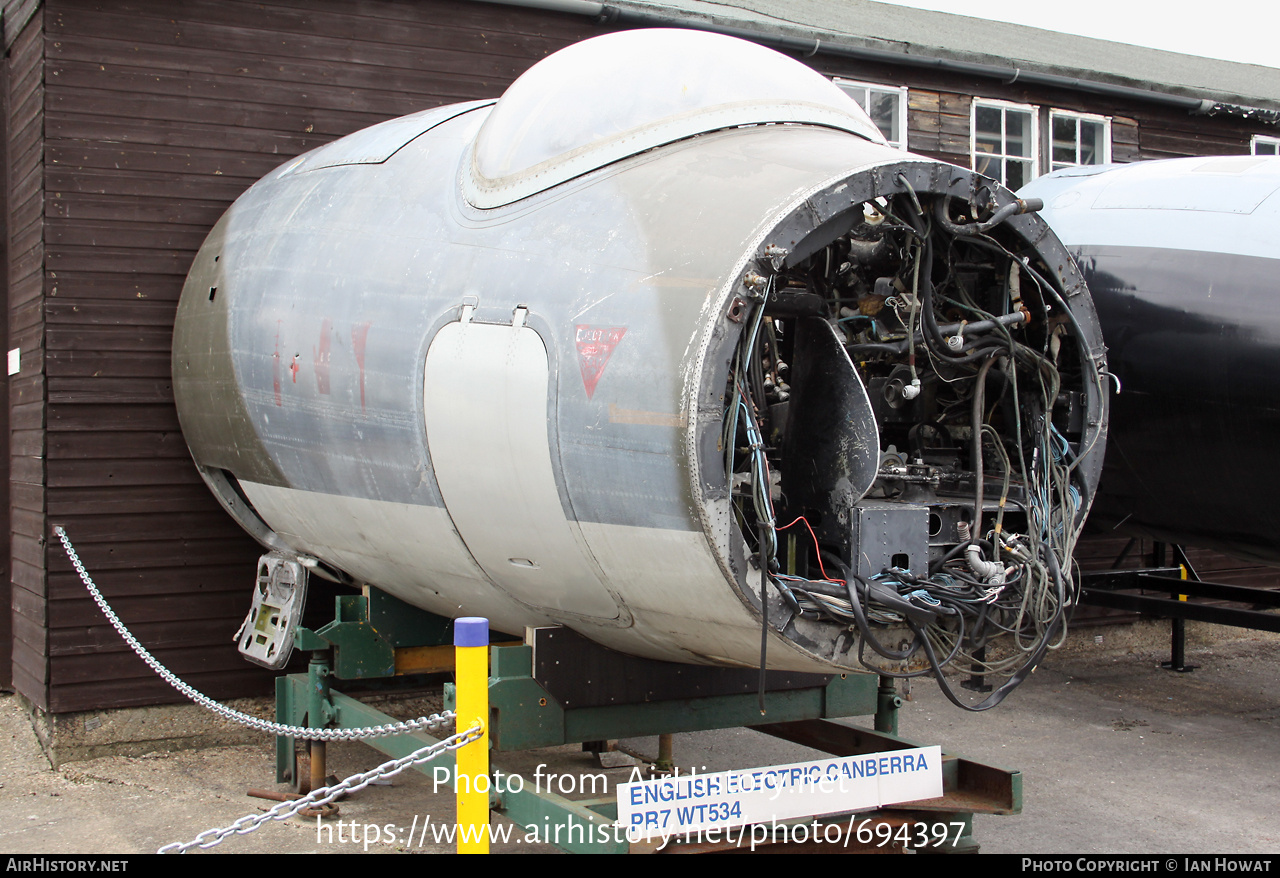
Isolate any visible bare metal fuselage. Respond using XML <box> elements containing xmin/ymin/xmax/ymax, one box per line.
<box><xmin>175</xmin><ymin>36</ymin><xmax>1106</xmax><ymax>680</ymax></box>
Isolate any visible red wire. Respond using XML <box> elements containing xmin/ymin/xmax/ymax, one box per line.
<box><xmin>776</xmin><ymin>515</ymin><xmax>844</xmax><ymax>584</ymax></box>
<box><xmin>740</xmin><ymin>390</ymin><xmax>844</xmax><ymax>589</ymax></box>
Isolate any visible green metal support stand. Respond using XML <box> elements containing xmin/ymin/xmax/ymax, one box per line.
<box><xmin>274</xmin><ymin>586</ymin><xmax>1020</xmax><ymax>853</ymax></box>
<box><xmin>876</xmin><ymin>675</ymin><xmax>903</xmax><ymax>735</ymax></box>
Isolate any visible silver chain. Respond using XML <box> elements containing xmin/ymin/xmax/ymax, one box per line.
<box><xmin>54</xmin><ymin>526</ymin><xmax>457</xmax><ymax>740</ymax></box>
<box><xmin>53</xmin><ymin>527</ymin><xmax>487</xmax><ymax>853</ymax></box>
<box><xmin>157</xmin><ymin>722</ymin><xmax>484</xmax><ymax>853</ymax></box>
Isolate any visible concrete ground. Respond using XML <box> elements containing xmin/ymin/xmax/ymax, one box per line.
<box><xmin>1</xmin><ymin>620</ymin><xmax>1277</xmax><ymax>855</ymax></box>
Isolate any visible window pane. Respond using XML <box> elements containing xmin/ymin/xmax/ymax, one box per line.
<box><xmin>869</xmin><ymin>91</ymin><xmax>898</xmax><ymax>143</ymax></box>
<box><xmin>1256</xmin><ymin>140</ymin><xmax>1279</xmax><ymax>155</ymax></box>
<box><xmin>1006</xmin><ymin>160</ymin><xmax>1031</xmax><ymax>190</ymax></box>
<box><xmin>836</xmin><ymin>82</ymin><xmax>906</xmax><ymax>149</ymax></box>
<box><xmin>1052</xmin><ymin>115</ymin><xmax>1077</xmax><ymax>165</ymax></box>
<box><xmin>1006</xmin><ymin>111</ymin><xmax>1032</xmax><ymax>157</ymax></box>
<box><xmin>975</xmin><ymin>132</ymin><xmax>1001</xmax><ymax>155</ymax></box>
<box><xmin>1081</xmin><ymin>120</ymin><xmax>1105</xmax><ymax>164</ymax></box>
<box><xmin>842</xmin><ymin>86</ymin><xmax>870</xmax><ymax>112</ymax></box>
<box><xmin>975</xmin><ymin>105</ymin><xmax>1001</xmax><ymax>137</ymax></box>
<box><xmin>975</xmin><ymin>154</ymin><xmax>1000</xmax><ymax>179</ymax></box>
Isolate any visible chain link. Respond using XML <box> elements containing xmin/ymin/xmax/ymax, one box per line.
<box><xmin>157</xmin><ymin>721</ymin><xmax>484</xmax><ymax>853</ymax></box>
<box><xmin>54</xmin><ymin>526</ymin><xmax>488</xmax><ymax>853</ymax></box>
<box><xmin>54</xmin><ymin>526</ymin><xmax>457</xmax><ymax>740</ymax></box>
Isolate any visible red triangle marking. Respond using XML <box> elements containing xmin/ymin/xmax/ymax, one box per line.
<box><xmin>575</xmin><ymin>325</ymin><xmax>627</xmax><ymax>399</ymax></box>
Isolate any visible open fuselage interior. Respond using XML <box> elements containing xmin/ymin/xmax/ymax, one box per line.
<box><xmin>726</xmin><ymin>186</ymin><xmax>1098</xmax><ymax>708</ymax></box>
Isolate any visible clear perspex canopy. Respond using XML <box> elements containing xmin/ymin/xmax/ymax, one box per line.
<box><xmin>465</xmin><ymin>28</ymin><xmax>884</xmax><ymax>207</ymax></box>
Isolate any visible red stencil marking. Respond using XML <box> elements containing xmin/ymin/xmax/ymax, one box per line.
<box><xmin>272</xmin><ymin>323</ymin><xmax>282</xmax><ymax>407</ymax></box>
<box><xmin>575</xmin><ymin>325</ymin><xmax>627</xmax><ymax>399</ymax></box>
<box><xmin>314</xmin><ymin>318</ymin><xmax>332</xmax><ymax>395</ymax></box>
<box><xmin>352</xmin><ymin>321</ymin><xmax>372</xmax><ymax>412</ymax></box>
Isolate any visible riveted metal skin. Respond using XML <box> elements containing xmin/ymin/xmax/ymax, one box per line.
<box><xmin>175</xmin><ymin>35</ymin><xmax>1106</xmax><ymax>676</ymax></box>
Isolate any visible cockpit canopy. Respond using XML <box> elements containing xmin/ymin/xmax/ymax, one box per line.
<box><xmin>465</xmin><ymin>28</ymin><xmax>884</xmax><ymax>207</ymax></box>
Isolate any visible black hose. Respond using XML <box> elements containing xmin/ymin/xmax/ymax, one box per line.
<box><xmin>934</xmin><ymin>195</ymin><xmax>1043</xmax><ymax>237</ymax></box>
<box><xmin>757</xmin><ymin>521</ymin><xmax>770</xmax><ymax>715</ymax></box>
<box><xmin>821</xmin><ymin>555</ymin><xmax>921</xmax><ymax>662</ymax></box>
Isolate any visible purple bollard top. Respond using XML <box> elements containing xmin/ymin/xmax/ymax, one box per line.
<box><xmin>454</xmin><ymin>617</ymin><xmax>489</xmax><ymax>647</ymax></box>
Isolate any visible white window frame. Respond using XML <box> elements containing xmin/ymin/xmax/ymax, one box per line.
<box><xmin>1049</xmin><ymin>110</ymin><xmax>1112</xmax><ymax>171</ymax></box>
<box><xmin>1252</xmin><ymin>134</ymin><xmax>1280</xmax><ymax>155</ymax></box>
<box><xmin>971</xmin><ymin>98</ymin><xmax>1039</xmax><ymax>189</ymax></box>
<box><xmin>834</xmin><ymin>79</ymin><xmax>909</xmax><ymax>150</ymax></box>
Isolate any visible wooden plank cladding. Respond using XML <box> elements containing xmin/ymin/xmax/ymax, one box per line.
<box><xmin>2</xmin><ymin>0</ymin><xmax>41</xmax><ymax>48</ymax></box>
<box><xmin>7</xmin><ymin>4</ymin><xmax>44</xmax><ymax>701</ymax></box>
<box><xmin>0</xmin><ymin>5</ymin><xmax>10</xmax><ymax>689</ymax></box>
<box><xmin>22</xmin><ymin>0</ymin><xmax>597</xmax><ymax>713</ymax></box>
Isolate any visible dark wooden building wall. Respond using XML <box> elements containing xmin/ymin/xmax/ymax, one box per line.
<box><xmin>0</xmin><ymin>45</ymin><xmax>7</xmax><ymax>693</ymax></box>
<box><xmin>18</xmin><ymin>0</ymin><xmax>597</xmax><ymax>713</ymax></box>
<box><xmin>7</xmin><ymin>1</ymin><xmax>1278</xmax><ymax>713</ymax></box>
<box><xmin>0</xmin><ymin>8</ymin><xmax>13</xmax><ymax>691</ymax></box>
<box><xmin>8</xmin><ymin>6</ymin><xmax>45</xmax><ymax>704</ymax></box>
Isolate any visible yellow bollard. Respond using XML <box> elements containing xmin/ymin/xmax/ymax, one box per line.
<box><xmin>454</xmin><ymin>616</ymin><xmax>490</xmax><ymax>854</ymax></box>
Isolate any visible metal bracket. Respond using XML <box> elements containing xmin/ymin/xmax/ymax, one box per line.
<box><xmin>236</xmin><ymin>552</ymin><xmax>309</xmax><ymax>669</ymax></box>
<box><xmin>297</xmin><ymin>588</ymin><xmax>468</xmax><ymax>680</ymax></box>
<box><xmin>751</xmin><ymin>719</ymin><xmax>1022</xmax><ymax>815</ymax></box>
<box><xmin>444</xmin><ymin>631</ymin><xmax>882</xmax><ymax>752</ymax></box>
<box><xmin>314</xmin><ymin>595</ymin><xmax>396</xmax><ymax>679</ymax></box>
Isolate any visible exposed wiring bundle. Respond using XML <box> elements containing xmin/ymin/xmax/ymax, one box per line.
<box><xmin>724</xmin><ymin>181</ymin><xmax>1103</xmax><ymax>710</ymax></box>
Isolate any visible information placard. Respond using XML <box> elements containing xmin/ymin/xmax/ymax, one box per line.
<box><xmin>616</xmin><ymin>746</ymin><xmax>942</xmax><ymax>836</ymax></box>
